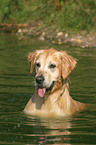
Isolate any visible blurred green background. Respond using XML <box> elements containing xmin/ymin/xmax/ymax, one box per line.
<box><xmin>0</xmin><ymin>0</ymin><xmax>96</xmax><ymax>33</ymax></box>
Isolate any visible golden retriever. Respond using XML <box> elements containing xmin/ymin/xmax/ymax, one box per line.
<box><xmin>24</xmin><ymin>48</ymin><xmax>86</xmax><ymax>116</ymax></box>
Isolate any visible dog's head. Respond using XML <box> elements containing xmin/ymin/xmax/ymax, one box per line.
<box><xmin>28</xmin><ymin>48</ymin><xmax>77</xmax><ymax>97</ymax></box>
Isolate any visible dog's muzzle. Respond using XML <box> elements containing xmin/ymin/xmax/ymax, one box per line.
<box><xmin>35</xmin><ymin>75</ymin><xmax>55</xmax><ymax>97</ymax></box>
<box><xmin>35</xmin><ymin>75</ymin><xmax>46</xmax><ymax>97</ymax></box>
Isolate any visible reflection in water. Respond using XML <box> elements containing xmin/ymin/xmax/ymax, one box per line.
<box><xmin>25</xmin><ymin>115</ymin><xmax>72</xmax><ymax>144</ymax></box>
<box><xmin>0</xmin><ymin>34</ymin><xmax>96</xmax><ymax>144</ymax></box>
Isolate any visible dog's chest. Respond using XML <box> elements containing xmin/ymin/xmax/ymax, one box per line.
<box><xmin>35</xmin><ymin>94</ymin><xmax>63</xmax><ymax>115</ymax></box>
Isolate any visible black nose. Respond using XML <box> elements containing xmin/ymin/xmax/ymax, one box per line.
<box><xmin>36</xmin><ymin>75</ymin><xmax>44</xmax><ymax>84</ymax></box>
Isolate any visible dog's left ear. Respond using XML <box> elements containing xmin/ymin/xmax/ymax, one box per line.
<box><xmin>28</xmin><ymin>52</ymin><xmax>36</xmax><ymax>74</ymax></box>
<box><xmin>61</xmin><ymin>52</ymin><xmax>77</xmax><ymax>79</ymax></box>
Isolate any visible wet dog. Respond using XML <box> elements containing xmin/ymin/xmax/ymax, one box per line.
<box><xmin>24</xmin><ymin>48</ymin><xmax>85</xmax><ymax>116</ymax></box>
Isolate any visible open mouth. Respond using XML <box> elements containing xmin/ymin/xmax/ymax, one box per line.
<box><xmin>37</xmin><ymin>81</ymin><xmax>55</xmax><ymax>97</ymax></box>
<box><xmin>38</xmin><ymin>88</ymin><xmax>46</xmax><ymax>97</ymax></box>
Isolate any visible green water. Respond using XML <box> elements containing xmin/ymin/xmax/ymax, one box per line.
<box><xmin>0</xmin><ymin>33</ymin><xmax>96</xmax><ymax>145</ymax></box>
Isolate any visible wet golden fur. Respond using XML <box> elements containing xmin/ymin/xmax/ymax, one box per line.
<box><xmin>24</xmin><ymin>48</ymin><xmax>85</xmax><ymax>117</ymax></box>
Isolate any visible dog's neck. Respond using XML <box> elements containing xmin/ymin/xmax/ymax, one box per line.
<box><xmin>62</xmin><ymin>77</ymin><xmax>70</xmax><ymax>86</ymax></box>
<box><xmin>55</xmin><ymin>91</ymin><xmax>65</xmax><ymax>103</ymax></box>
<box><xmin>55</xmin><ymin>79</ymin><xmax>70</xmax><ymax>102</ymax></box>
<box><xmin>43</xmin><ymin>77</ymin><xmax>69</xmax><ymax>102</ymax></box>
<box><xmin>50</xmin><ymin>77</ymin><xmax>70</xmax><ymax>94</ymax></box>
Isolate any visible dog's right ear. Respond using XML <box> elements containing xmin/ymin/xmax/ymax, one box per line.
<box><xmin>28</xmin><ymin>52</ymin><xmax>36</xmax><ymax>75</ymax></box>
<box><xmin>28</xmin><ymin>49</ymin><xmax>44</xmax><ymax>74</ymax></box>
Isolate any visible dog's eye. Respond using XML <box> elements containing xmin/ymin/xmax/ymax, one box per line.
<box><xmin>49</xmin><ymin>64</ymin><xmax>56</xmax><ymax>69</ymax></box>
<box><xmin>36</xmin><ymin>62</ymin><xmax>41</xmax><ymax>67</ymax></box>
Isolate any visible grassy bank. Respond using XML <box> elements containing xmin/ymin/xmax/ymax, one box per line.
<box><xmin>0</xmin><ymin>0</ymin><xmax>96</xmax><ymax>34</ymax></box>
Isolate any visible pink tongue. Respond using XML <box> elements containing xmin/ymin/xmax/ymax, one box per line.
<box><xmin>38</xmin><ymin>88</ymin><xmax>46</xmax><ymax>97</ymax></box>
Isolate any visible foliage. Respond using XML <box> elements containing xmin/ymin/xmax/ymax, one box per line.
<box><xmin>0</xmin><ymin>0</ymin><xmax>96</xmax><ymax>33</ymax></box>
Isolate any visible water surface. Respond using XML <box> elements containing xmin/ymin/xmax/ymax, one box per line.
<box><xmin>0</xmin><ymin>33</ymin><xmax>96</xmax><ymax>144</ymax></box>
